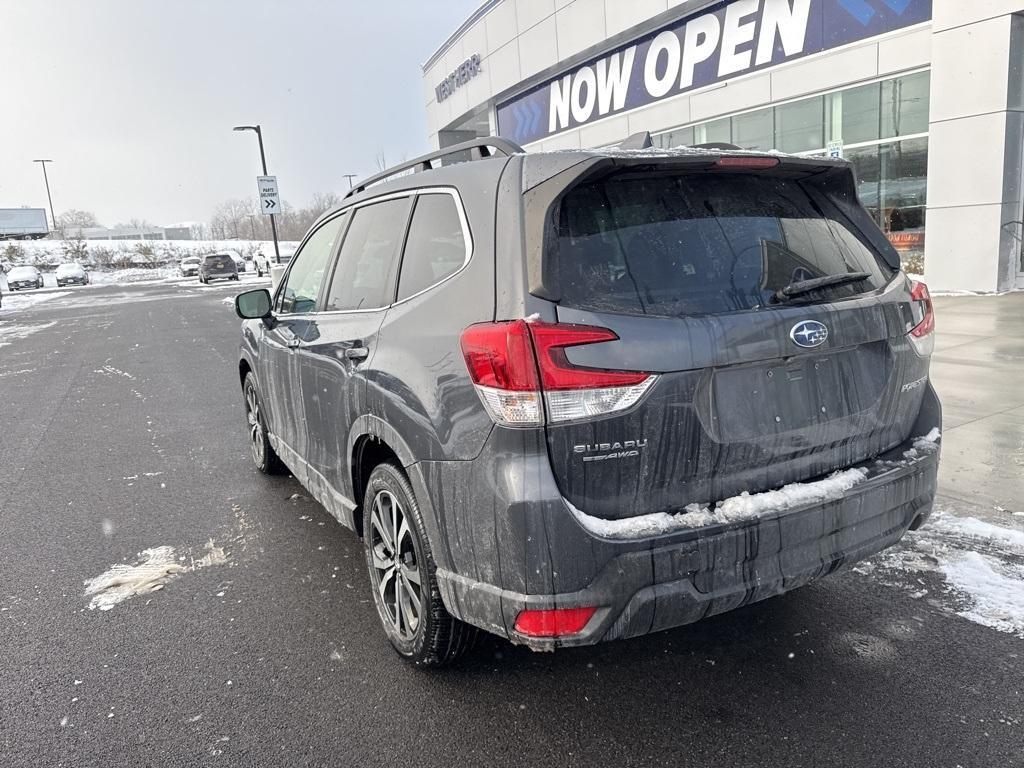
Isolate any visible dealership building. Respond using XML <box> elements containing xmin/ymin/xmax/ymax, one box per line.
<box><xmin>423</xmin><ymin>0</ymin><xmax>1024</xmax><ymax>292</ymax></box>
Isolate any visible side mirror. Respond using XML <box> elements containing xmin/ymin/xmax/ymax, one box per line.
<box><xmin>235</xmin><ymin>288</ymin><xmax>272</xmax><ymax>319</ymax></box>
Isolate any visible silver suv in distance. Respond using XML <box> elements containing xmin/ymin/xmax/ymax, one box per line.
<box><xmin>234</xmin><ymin>137</ymin><xmax>941</xmax><ymax>667</ymax></box>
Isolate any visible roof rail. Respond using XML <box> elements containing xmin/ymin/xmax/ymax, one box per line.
<box><xmin>345</xmin><ymin>136</ymin><xmax>524</xmax><ymax>198</ymax></box>
<box><xmin>618</xmin><ymin>131</ymin><xmax>653</xmax><ymax>150</ymax></box>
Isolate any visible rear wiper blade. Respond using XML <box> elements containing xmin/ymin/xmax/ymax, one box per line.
<box><xmin>773</xmin><ymin>272</ymin><xmax>872</xmax><ymax>302</ymax></box>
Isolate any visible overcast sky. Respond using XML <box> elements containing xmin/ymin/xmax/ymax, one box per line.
<box><xmin>0</xmin><ymin>0</ymin><xmax>478</xmax><ymax>226</ymax></box>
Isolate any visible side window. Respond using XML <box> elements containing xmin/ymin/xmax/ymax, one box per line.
<box><xmin>277</xmin><ymin>214</ymin><xmax>347</xmax><ymax>314</ymax></box>
<box><xmin>324</xmin><ymin>196</ymin><xmax>412</xmax><ymax>312</ymax></box>
<box><xmin>396</xmin><ymin>193</ymin><xmax>469</xmax><ymax>301</ymax></box>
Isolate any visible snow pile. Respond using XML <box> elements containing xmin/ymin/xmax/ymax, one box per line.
<box><xmin>860</xmin><ymin>508</ymin><xmax>1024</xmax><ymax>638</ymax></box>
<box><xmin>939</xmin><ymin>552</ymin><xmax>1024</xmax><ymax>636</ymax></box>
<box><xmin>569</xmin><ymin>467</ymin><xmax>869</xmax><ymax>539</ymax></box>
<box><xmin>4</xmin><ymin>238</ymin><xmax>299</xmax><ymax>267</ymax></box>
<box><xmin>84</xmin><ymin>547</ymin><xmax>186</xmax><ymax>611</ymax></box>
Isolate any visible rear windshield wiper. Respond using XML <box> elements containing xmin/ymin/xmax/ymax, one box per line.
<box><xmin>773</xmin><ymin>272</ymin><xmax>872</xmax><ymax>303</ymax></box>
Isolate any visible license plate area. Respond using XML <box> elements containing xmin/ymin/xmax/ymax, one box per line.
<box><xmin>709</xmin><ymin>344</ymin><xmax>890</xmax><ymax>442</ymax></box>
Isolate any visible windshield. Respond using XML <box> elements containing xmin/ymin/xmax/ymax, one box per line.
<box><xmin>555</xmin><ymin>172</ymin><xmax>894</xmax><ymax>317</ymax></box>
<box><xmin>56</xmin><ymin>264</ymin><xmax>82</xmax><ymax>274</ymax></box>
<box><xmin>8</xmin><ymin>267</ymin><xmax>37</xmax><ymax>279</ymax></box>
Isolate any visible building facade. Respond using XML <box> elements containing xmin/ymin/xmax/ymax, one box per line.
<box><xmin>423</xmin><ymin>0</ymin><xmax>1024</xmax><ymax>292</ymax></box>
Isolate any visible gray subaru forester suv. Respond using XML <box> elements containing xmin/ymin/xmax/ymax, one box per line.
<box><xmin>234</xmin><ymin>136</ymin><xmax>941</xmax><ymax>666</ymax></box>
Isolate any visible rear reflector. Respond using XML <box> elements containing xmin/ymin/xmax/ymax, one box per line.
<box><xmin>908</xmin><ymin>280</ymin><xmax>935</xmax><ymax>355</ymax></box>
<box><xmin>460</xmin><ymin>320</ymin><xmax>656</xmax><ymax>426</ymax></box>
<box><xmin>514</xmin><ymin>607</ymin><xmax>597</xmax><ymax>638</ymax></box>
<box><xmin>713</xmin><ymin>156</ymin><xmax>780</xmax><ymax>170</ymax></box>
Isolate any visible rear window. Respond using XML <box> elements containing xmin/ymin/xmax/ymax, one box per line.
<box><xmin>205</xmin><ymin>255</ymin><xmax>232</xmax><ymax>266</ymax></box>
<box><xmin>554</xmin><ymin>172</ymin><xmax>894</xmax><ymax>317</ymax></box>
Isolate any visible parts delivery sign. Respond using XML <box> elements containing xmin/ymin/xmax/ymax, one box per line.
<box><xmin>496</xmin><ymin>0</ymin><xmax>931</xmax><ymax>145</ymax></box>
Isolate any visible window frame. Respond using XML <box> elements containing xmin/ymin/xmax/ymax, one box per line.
<box><xmin>316</xmin><ymin>186</ymin><xmax>473</xmax><ymax>316</ymax></box>
<box><xmin>272</xmin><ymin>210</ymin><xmax>352</xmax><ymax>316</ymax></box>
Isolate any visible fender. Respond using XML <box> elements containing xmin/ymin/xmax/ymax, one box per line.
<box><xmin>347</xmin><ymin>414</ymin><xmax>452</xmax><ymax>571</ymax></box>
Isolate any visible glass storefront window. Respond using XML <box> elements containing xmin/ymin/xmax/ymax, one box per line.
<box><xmin>830</xmin><ymin>81</ymin><xmax>880</xmax><ymax>145</ymax></box>
<box><xmin>732</xmin><ymin>108</ymin><xmax>773</xmax><ymax>150</ymax></box>
<box><xmin>848</xmin><ymin>139</ymin><xmax>928</xmax><ymax>270</ymax></box>
<box><xmin>695</xmin><ymin>118</ymin><xmax>731</xmax><ymax>144</ymax></box>
<box><xmin>653</xmin><ymin>126</ymin><xmax>694</xmax><ymax>149</ymax></box>
<box><xmin>882</xmin><ymin>71</ymin><xmax>930</xmax><ymax>138</ymax></box>
<box><xmin>775</xmin><ymin>96</ymin><xmax>824</xmax><ymax>153</ymax></box>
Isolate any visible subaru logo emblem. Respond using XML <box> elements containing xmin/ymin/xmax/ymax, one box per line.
<box><xmin>790</xmin><ymin>320</ymin><xmax>828</xmax><ymax>348</ymax></box>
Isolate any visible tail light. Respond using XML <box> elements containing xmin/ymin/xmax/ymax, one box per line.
<box><xmin>713</xmin><ymin>156</ymin><xmax>780</xmax><ymax>170</ymax></box>
<box><xmin>514</xmin><ymin>606</ymin><xmax>597</xmax><ymax>638</ymax></box>
<box><xmin>908</xmin><ymin>280</ymin><xmax>935</xmax><ymax>355</ymax></box>
<box><xmin>460</xmin><ymin>320</ymin><xmax>656</xmax><ymax>426</ymax></box>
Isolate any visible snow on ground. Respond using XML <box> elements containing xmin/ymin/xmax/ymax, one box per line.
<box><xmin>84</xmin><ymin>538</ymin><xmax>230</xmax><ymax>611</ymax></box>
<box><xmin>84</xmin><ymin>547</ymin><xmax>186</xmax><ymax>611</ymax></box>
<box><xmin>856</xmin><ymin>508</ymin><xmax>1024</xmax><ymax>638</ymax></box>
<box><xmin>0</xmin><ymin>319</ymin><xmax>57</xmax><ymax>348</ymax></box>
<box><xmin>0</xmin><ymin>290</ymin><xmax>70</xmax><ymax>313</ymax></box>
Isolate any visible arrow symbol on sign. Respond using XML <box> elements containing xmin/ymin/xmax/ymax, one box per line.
<box><xmin>264</xmin><ymin>199</ymin><xmax>276</xmax><ymax>210</ymax></box>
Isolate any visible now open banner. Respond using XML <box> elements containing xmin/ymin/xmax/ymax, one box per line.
<box><xmin>496</xmin><ymin>0</ymin><xmax>932</xmax><ymax>145</ymax></box>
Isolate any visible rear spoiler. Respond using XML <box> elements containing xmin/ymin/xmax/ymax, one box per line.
<box><xmin>521</xmin><ymin>150</ymin><xmax>901</xmax><ymax>302</ymax></box>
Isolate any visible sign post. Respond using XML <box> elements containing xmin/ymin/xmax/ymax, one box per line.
<box><xmin>233</xmin><ymin>124</ymin><xmax>282</xmax><ymax>265</ymax></box>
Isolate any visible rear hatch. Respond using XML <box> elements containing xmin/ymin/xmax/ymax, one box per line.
<box><xmin>528</xmin><ymin>154</ymin><xmax>932</xmax><ymax>520</ymax></box>
<box><xmin>206</xmin><ymin>255</ymin><xmax>235</xmax><ymax>273</ymax></box>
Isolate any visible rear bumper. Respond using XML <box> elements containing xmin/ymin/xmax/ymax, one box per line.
<box><xmin>426</xmin><ymin>387</ymin><xmax>942</xmax><ymax>650</ymax></box>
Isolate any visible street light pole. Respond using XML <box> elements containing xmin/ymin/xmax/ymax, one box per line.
<box><xmin>233</xmin><ymin>124</ymin><xmax>282</xmax><ymax>264</ymax></box>
<box><xmin>343</xmin><ymin>174</ymin><xmax>358</xmax><ymax>190</ymax></box>
<box><xmin>33</xmin><ymin>160</ymin><xmax>57</xmax><ymax>234</ymax></box>
<box><xmin>246</xmin><ymin>214</ymin><xmax>257</xmax><ymax>240</ymax></box>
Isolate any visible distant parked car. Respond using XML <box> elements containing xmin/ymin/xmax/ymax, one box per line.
<box><xmin>199</xmin><ymin>252</ymin><xmax>238</xmax><ymax>284</ymax></box>
<box><xmin>223</xmin><ymin>251</ymin><xmax>247</xmax><ymax>274</ymax></box>
<box><xmin>254</xmin><ymin>249</ymin><xmax>294</xmax><ymax>277</ymax></box>
<box><xmin>179</xmin><ymin>257</ymin><xmax>201</xmax><ymax>277</ymax></box>
<box><xmin>6</xmin><ymin>265</ymin><xmax>44</xmax><ymax>291</ymax></box>
<box><xmin>55</xmin><ymin>262</ymin><xmax>89</xmax><ymax>287</ymax></box>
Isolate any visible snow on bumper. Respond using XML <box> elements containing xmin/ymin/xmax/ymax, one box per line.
<box><xmin>436</xmin><ymin>434</ymin><xmax>941</xmax><ymax>650</ymax></box>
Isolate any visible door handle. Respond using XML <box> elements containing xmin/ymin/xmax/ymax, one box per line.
<box><xmin>345</xmin><ymin>346</ymin><xmax>369</xmax><ymax>361</ymax></box>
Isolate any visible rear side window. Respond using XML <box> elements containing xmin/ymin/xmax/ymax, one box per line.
<box><xmin>555</xmin><ymin>173</ymin><xmax>893</xmax><ymax>317</ymax></box>
<box><xmin>324</xmin><ymin>197</ymin><xmax>412</xmax><ymax>312</ymax></box>
<box><xmin>277</xmin><ymin>214</ymin><xmax>347</xmax><ymax>314</ymax></box>
<box><xmin>397</xmin><ymin>193</ymin><xmax>468</xmax><ymax>301</ymax></box>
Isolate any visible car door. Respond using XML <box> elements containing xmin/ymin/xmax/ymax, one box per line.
<box><xmin>294</xmin><ymin>194</ymin><xmax>414</xmax><ymax>520</ymax></box>
<box><xmin>257</xmin><ymin>213</ymin><xmax>347</xmax><ymax>475</ymax></box>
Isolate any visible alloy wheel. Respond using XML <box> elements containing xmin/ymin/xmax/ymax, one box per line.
<box><xmin>244</xmin><ymin>383</ymin><xmax>265</xmax><ymax>466</ymax></box>
<box><xmin>368</xmin><ymin>490</ymin><xmax>423</xmax><ymax>641</ymax></box>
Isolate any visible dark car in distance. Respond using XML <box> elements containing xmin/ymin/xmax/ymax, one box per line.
<box><xmin>199</xmin><ymin>252</ymin><xmax>238</xmax><ymax>284</ymax></box>
<box><xmin>234</xmin><ymin>136</ymin><xmax>941</xmax><ymax>667</ymax></box>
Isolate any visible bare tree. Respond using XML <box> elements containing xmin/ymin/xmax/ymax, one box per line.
<box><xmin>189</xmin><ymin>222</ymin><xmax>211</xmax><ymax>240</ymax></box>
<box><xmin>115</xmin><ymin>218</ymin><xmax>155</xmax><ymax>229</ymax></box>
<box><xmin>210</xmin><ymin>198</ymin><xmax>257</xmax><ymax>240</ymax></box>
<box><xmin>57</xmin><ymin>209</ymin><xmax>100</xmax><ymax>231</ymax></box>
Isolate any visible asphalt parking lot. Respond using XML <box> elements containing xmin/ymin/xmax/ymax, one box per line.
<box><xmin>1</xmin><ymin>280</ymin><xmax>1021</xmax><ymax>767</ymax></box>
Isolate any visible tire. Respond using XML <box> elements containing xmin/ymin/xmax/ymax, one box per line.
<box><xmin>242</xmin><ymin>373</ymin><xmax>284</xmax><ymax>474</ymax></box>
<box><xmin>363</xmin><ymin>462</ymin><xmax>476</xmax><ymax>667</ymax></box>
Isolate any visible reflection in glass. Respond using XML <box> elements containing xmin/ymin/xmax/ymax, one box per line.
<box><xmin>776</xmin><ymin>97</ymin><xmax>824</xmax><ymax>153</ymax></box>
